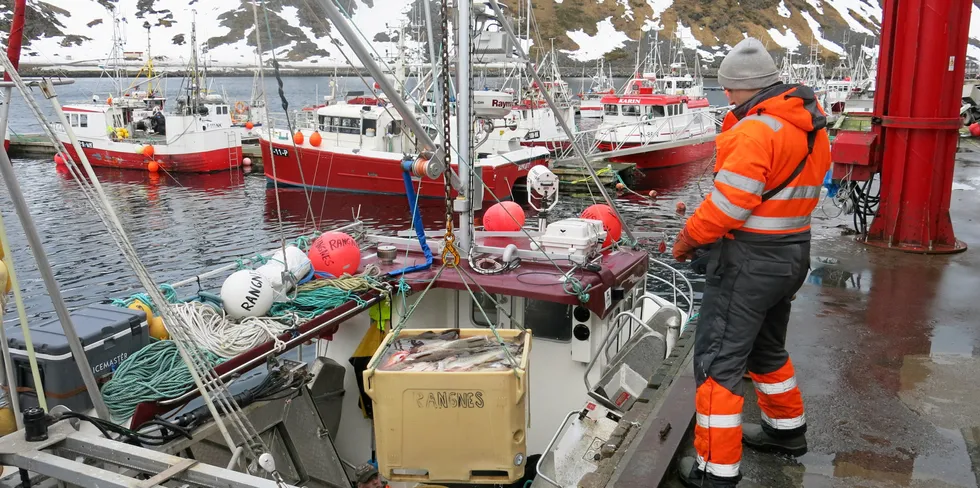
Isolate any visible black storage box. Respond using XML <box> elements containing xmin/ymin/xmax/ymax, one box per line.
<box><xmin>6</xmin><ymin>304</ymin><xmax>148</xmax><ymax>412</ymax></box>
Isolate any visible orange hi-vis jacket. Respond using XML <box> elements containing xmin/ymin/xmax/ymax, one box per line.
<box><xmin>686</xmin><ymin>84</ymin><xmax>832</xmax><ymax>245</ymax></box>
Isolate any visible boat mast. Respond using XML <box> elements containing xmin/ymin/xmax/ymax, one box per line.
<box><xmin>458</xmin><ymin>0</ymin><xmax>473</xmax><ymax>248</ymax></box>
<box><xmin>191</xmin><ymin>10</ymin><xmax>200</xmax><ymax>111</ymax></box>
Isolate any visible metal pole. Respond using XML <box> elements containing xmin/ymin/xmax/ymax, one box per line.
<box><xmin>317</xmin><ymin>0</ymin><xmax>438</xmax><ymax>153</ymax></box>
<box><xmin>456</xmin><ymin>0</ymin><xmax>472</xmax><ymax>250</ymax></box>
<box><xmin>486</xmin><ymin>0</ymin><xmax>636</xmax><ymax>242</ymax></box>
<box><xmin>423</xmin><ymin>0</ymin><xmax>442</xmax><ymax>142</ymax></box>
<box><xmin>0</xmin><ymin>149</ymin><xmax>111</xmax><ymax>420</ymax></box>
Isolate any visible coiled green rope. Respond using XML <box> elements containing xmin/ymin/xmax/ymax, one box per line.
<box><xmin>101</xmin><ymin>340</ymin><xmax>224</xmax><ymax>420</ymax></box>
<box><xmin>110</xmin><ymin>284</ymin><xmax>180</xmax><ymax>313</ymax></box>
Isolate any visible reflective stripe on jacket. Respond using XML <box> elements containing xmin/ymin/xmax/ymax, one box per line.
<box><xmin>686</xmin><ymin>84</ymin><xmax>832</xmax><ymax>244</ymax></box>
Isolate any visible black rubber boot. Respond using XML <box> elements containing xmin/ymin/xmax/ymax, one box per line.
<box><xmin>742</xmin><ymin>423</ymin><xmax>808</xmax><ymax>457</ymax></box>
<box><xmin>677</xmin><ymin>456</ymin><xmax>741</xmax><ymax>487</ymax></box>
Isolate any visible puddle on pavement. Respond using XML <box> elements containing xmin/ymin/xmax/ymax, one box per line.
<box><xmin>805</xmin><ymin>256</ymin><xmax>871</xmax><ymax>291</ymax></box>
<box><xmin>930</xmin><ymin>325</ymin><xmax>978</xmax><ymax>358</ymax></box>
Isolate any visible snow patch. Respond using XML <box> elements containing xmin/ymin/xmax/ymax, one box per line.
<box><xmin>696</xmin><ymin>48</ymin><xmax>716</xmax><ymax>62</ymax></box>
<box><xmin>777</xmin><ymin>0</ymin><xmax>791</xmax><ymax>19</ymax></box>
<box><xmin>674</xmin><ymin>21</ymin><xmax>700</xmax><ymax>49</ymax></box>
<box><xmin>646</xmin><ymin>0</ymin><xmax>674</xmax><ymax>18</ymax></box>
<box><xmin>805</xmin><ymin>0</ymin><xmax>824</xmax><ymax>15</ymax></box>
<box><xmin>823</xmin><ymin>0</ymin><xmax>875</xmax><ymax>35</ymax></box>
<box><xmin>618</xmin><ymin>0</ymin><xmax>634</xmax><ymax>21</ymax></box>
<box><xmin>562</xmin><ymin>17</ymin><xmax>631</xmax><ymax>62</ymax></box>
<box><xmin>801</xmin><ymin>10</ymin><xmax>845</xmax><ymax>55</ymax></box>
<box><xmin>767</xmin><ymin>27</ymin><xmax>801</xmax><ymax>52</ymax></box>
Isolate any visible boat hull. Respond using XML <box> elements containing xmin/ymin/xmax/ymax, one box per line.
<box><xmin>596</xmin><ymin>140</ymin><xmax>716</xmax><ymax>170</ymax></box>
<box><xmin>260</xmin><ymin>139</ymin><xmax>549</xmax><ymax>201</ymax></box>
<box><xmin>61</xmin><ymin>144</ymin><xmax>241</xmax><ymax>173</ymax></box>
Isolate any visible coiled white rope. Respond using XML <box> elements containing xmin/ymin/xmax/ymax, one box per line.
<box><xmin>170</xmin><ymin>302</ymin><xmax>292</xmax><ymax>359</ymax></box>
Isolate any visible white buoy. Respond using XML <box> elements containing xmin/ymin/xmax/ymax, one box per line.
<box><xmin>220</xmin><ymin>270</ymin><xmax>275</xmax><ymax>319</ymax></box>
<box><xmin>257</xmin><ymin>245</ymin><xmax>312</xmax><ymax>302</ymax></box>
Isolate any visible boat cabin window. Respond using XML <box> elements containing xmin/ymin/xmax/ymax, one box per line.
<box><xmin>322</xmin><ymin>116</ymin><xmax>360</xmax><ymax>135</ymax></box>
<box><xmin>471</xmin><ymin>293</ymin><xmax>499</xmax><ymax>327</ymax></box>
<box><xmin>604</xmin><ymin>104</ymin><xmax>618</xmax><ymax>116</ymax></box>
<box><xmin>79</xmin><ymin>114</ymin><xmax>88</xmax><ymax>128</ymax></box>
<box><xmin>621</xmin><ymin>105</ymin><xmax>640</xmax><ymax>117</ymax></box>
<box><xmin>69</xmin><ymin>114</ymin><xmax>78</xmax><ymax>127</ymax></box>
<box><xmin>524</xmin><ymin>299</ymin><xmax>573</xmax><ymax>342</ymax></box>
<box><xmin>362</xmin><ymin>118</ymin><xmax>377</xmax><ymax>136</ymax></box>
<box><xmin>387</xmin><ymin>120</ymin><xmax>402</xmax><ymax>136</ymax></box>
<box><xmin>646</xmin><ymin>106</ymin><xmax>665</xmax><ymax>117</ymax></box>
<box><xmin>677</xmin><ymin>80</ymin><xmax>693</xmax><ymax>89</ymax></box>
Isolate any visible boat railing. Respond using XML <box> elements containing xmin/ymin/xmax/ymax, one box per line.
<box><xmin>552</xmin><ymin>110</ymin><xmax>722</xmax><ymax>164</ymax></box>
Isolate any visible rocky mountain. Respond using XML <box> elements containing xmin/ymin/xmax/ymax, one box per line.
<box><xmin>1</xmin><ymin>0</ymin><xmax>978</xmax><ymax>70</ymax></box>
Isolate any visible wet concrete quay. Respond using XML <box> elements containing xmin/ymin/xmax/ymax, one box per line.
<box><xmin>661</xmin><ymin>141</ymin><xmax>980</xmax><ymax>487</ymax></box>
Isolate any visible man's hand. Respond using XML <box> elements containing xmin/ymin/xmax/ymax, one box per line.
<box><xmin>672</xmin><ymin>227</ymin><xmax>700</xmax><ymax>262</ymax></box>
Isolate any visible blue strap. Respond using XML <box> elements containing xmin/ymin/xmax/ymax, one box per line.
<box><xmin>387</xmin><ymin>164</ymin><xmax>433</xmax><ymax>277</ymax></box>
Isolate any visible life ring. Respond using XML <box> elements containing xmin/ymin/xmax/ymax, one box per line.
<box><xmin>235</xmin><ymin>101</ymin><xmax>248</xmax><ymax>114</ymax></box>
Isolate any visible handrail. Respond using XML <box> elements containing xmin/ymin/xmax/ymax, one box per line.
<box><xmin>647</xmin><ymin>257</ymin><xmax>695</xmax><ymax>320</ymax></box>
<box><xmin>535</xmin><ymin>410</ymin><xmax>579</xmax><ymax>488</ymax></box>
<box><xmin>584</xmin><ymin>309</ymin><xmax>666</xmax><ymax>411</ymax></box>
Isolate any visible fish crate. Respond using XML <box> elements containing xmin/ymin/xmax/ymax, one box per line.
<box><xmin>364</xmin><ymin>328</ymin><xmax>531</xmax><ymax>485</ymax></box>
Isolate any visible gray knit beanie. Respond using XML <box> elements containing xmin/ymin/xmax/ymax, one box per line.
<box><xmin>718</xmin><ymin>38</ymin><xmax>780</xmax><ymax>90</ymax></box>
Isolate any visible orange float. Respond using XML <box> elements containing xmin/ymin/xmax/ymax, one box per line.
<box><xmin>245</xmin><ymin>121</ymin><xmax>254</xmax><ymax>130</ymax></box>
<box><xmin>310</xmin><ymin>131</ymin><xmax>322</xmax><ymax>147</ymax></box>
<box><xmin>293</xmin><ymin>131</ymin><xmax>305</xmax><ymax>145</ymax></box>
<box><xmin>580</xmin><ymin>204</ymin><xmax>623</xmax><ymax>248</ymax></box>
<box><xmin>142</xmin><ymin>145</ymin><xmax>155</xmax><ymax>157</ymax></box>
<box><xmin>147</xmin><ymin>160</ymin><xmax>160</xmax><ymax>173</ymax></box>
<box><xmin>483</xmin><ymin>201</ymin><xmax>525</xmax><ymax>231</ymax></box>
<box><xmin>308</xmin><ymin>232</ymin><xmax>361</xmax><ymax>277</ymax></box>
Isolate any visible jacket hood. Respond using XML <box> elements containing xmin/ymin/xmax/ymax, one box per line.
<box><xmin>729</xmin><ymin>83</ymin><xmax>827</xmax><ymax>133</ymax></box>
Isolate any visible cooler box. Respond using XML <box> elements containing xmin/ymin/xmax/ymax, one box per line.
<box><xmin>6</xmin><ymin>304</ymin><xmax>149</xmax><ymax>412</ymax></box>
<box><xmin>364</xmin><ymin>328</ymin><xmax>531</xmax><ymax>485</ymax></box>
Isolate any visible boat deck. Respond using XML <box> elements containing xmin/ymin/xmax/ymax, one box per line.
<box><xmin>637</xmin><ymin>139</ymin><xmax>980</xmax><ymax>487</ymax></box>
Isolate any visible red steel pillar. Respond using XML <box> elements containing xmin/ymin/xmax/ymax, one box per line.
<box><xmin>865</xmin><ymin>0</ymin><xmax>970</xmax><ymax>253</ymax></box>
<box><xmin>4</xmin><ymin>0</ymin><xmax>26</xmax><ymax>81</ymax></box>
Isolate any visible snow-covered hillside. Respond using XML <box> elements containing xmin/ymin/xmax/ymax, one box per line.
<box><xmin>4</xmin><ymin>0</ymin><xmax>980</xmax><ymax>69</ymax></box>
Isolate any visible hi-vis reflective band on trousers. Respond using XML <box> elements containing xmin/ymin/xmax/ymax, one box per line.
<box><xmin>750</xmin><ymin>360</ymin><xmax>806</xmax><ymax>432</ymax></box>
<box><xmin>697</xmin><ymin>413</ymin><xmax>742</xmax><ymax>429</ymax></box>
<box><xmin>697</xmin><ymin>454</ymin><xmax>741</xmax><ymax>478</ymax></box>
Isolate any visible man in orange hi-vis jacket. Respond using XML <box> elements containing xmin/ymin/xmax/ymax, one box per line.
<box><xmin>672</xmin><ymin>37</ymin><xmax>831</xmax><ymax>487</ymax></box>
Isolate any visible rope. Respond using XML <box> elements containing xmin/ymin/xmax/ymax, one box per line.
<box><xmin>170</xmin><ymin>302</ymin><xmax>292</xmax><ymax>359</ymax></box>
<box><xmin>101</xmin><ymin>340</ymin><xmax>224</xmax><ymax>420</ymax></box>
<box><xmin>297</xmin><ymin>264</ymin><xmax>384</xmax><ymax>293</ymax></box>
<box><xmin>110</xmin><ymin>284</ymin><xmax>181</xmax><ymax>312</ymax></box>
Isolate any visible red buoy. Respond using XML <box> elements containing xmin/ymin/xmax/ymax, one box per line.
<box><xmin>310</xmin><ymin>131</ymin><xmax>323</xmax><ymax>147</ymax></box>
<box><xmin>580</xmin><ymin>204</ymin><xmax>622</xmax><ymax>247</ymax></box>
<box><xmin>675</xmin><ymin>201</ymin><xmax>687</xmax><ymax>213</ymax></box>
<box><xmin>308</xmin><ymin>232</ymin><xmax>361</xmax><ymax>277</ymax></box>
<box><xmin>293</xmin><ymin>131</ymin><xmax>305</xmax><ymax>145</ymax></box>
<box><xmin>54</xmin><ymin>153</ymin><xmax>65</xmax><ymax>165</ymax></box>
<box><xmin>142</xmin><ymin>144</ymin><xmax>155</xmax><ymax>158</ymax></box>
<box><xmin>970</xmin><ymin>123</ymin><xmax>980</xmax><ymax>137</ymax></box>
<box><xmin>245</xmin><ymin>121</ymin><xmax>254</xmax><ymax>130</ymax></box>
<box><xmin>147</xmin><ymin>160</ymin><xmax>160</xmax><ymax>173</ymax></box>
<box><xmin>483</xmin><ymin>201</ymin><xmax>525</xmax><ymax>231</ymax></box>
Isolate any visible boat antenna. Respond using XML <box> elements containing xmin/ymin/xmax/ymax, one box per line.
<box><xmin>191</xmin><ymin>10</ymin><xmax>200</xmax><ymax>112</ymax></box>
<box><xmin>486</xmin><ymin>0</ymin><xmax>636</xmax><ymax>243</ymax></box>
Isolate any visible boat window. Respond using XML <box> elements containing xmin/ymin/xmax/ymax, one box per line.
<box><xmin>79</xmin><ymin>114</ymin><xmax>88</xmax><ymax>128</ymax></box>
<box><xmin>621</xmin><ymin>105</ymin><xmax>640</xmax><ymax>117</ymax></box>
<box><xmin>524</xmin><ymin>299</ymin><xmax>572</xmax><ymax>342</ymax></box>
<box><xmin>604</xmin><ymin>104</ymin><xmax>618</xmax><ymax>116</ymax></box>
<box><xmin>678</xmin><ymin>104</ymin><xmax>684</xmax><ymax>114</ymax></box>
<box><xmin>325</xmin><ymin>116</ymin><xmax>360</xmax><ymax>135</ymax></box>
<box><xmin>471</xmin><ymin>293</ymin><xmax>499</xmax><ymax>327</ymax></box>
<box><xmin>70</xmin><ymin>114</ymin><xmax>78</xmax><ymax>127</ymax></box>
<box><xmin>647</xmin><ymin>106</ymin><xmax>665</xmax><ymax>117</ymax></box>
<box><xmin>387</xmin><ymin>120</ymin><xmax>402</xmax><ymax>135</ymax></box>
<box><xmin>362</xmin><ymin>118</ymin><xmax>377</xmax><ymax>136</ymax></box>
<box><xmin>318</xmin><ymin>115</ymin><xmax>328</xmax><ymax>131</ymax></box>
<box><xmin>678</xmin><ymin>80</ymin><xmax>693</xmax><ymax>89</ymax></box>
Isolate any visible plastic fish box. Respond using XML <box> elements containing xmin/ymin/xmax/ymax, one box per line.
<box><xmin>6</xmin><ymin>304</ymin><xmax>148</xmax><ymax>412</ymax></box>
<box><xmin>364</xmin><ymin>328</ymin><xmax>531</xmax><ymax>485</ymax></box>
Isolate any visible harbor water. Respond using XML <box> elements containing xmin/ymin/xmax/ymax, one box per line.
<box><xmin>0</xmin><ymin>76</ymin><xmax>725</xmax><ymax>324</ymax></box>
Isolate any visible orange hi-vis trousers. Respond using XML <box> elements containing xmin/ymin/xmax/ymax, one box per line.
<box><xmin>693</xmin><ymin>238</ymin><xmax>809</xmax><ymax>484</ymax></box>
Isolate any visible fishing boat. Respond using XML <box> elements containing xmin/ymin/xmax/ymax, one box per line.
<box><xmin>579</xmin><ymin>59</ymin><xmax>615</xmax><ymax>119</ymax></box>
<box><xmin>591</xmin><ymin>74</ymin><xmax>717</xmax><ymax>169</ymax></box>
<box><xmin>54</xmin><ymin>15</ymin><xmax>243</xmax><ymax>173</ymax></box>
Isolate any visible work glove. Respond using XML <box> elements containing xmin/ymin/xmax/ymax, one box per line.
<box><xmin>672</xmin><ymin>227</ymin><xmax>699</xmax><ymax>262</ymax></box>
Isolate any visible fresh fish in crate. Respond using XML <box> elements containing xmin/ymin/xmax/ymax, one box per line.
<box><xmin>379</xmin><ymin>331</ymin><xmax>525</xmax><ymax>372</ymax></box>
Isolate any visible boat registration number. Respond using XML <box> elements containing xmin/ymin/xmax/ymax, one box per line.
<box><xmin>524</xmin><ymin>130</ymin><xmax>540</xmax><ymax>141</ymax></box>
<box><xmin>79</xmin><ymin>140</ymin><xmax>94</xmax><ymax>149</ymax></box>
<box><xmin>271</xmin><ymin>147</ymin><xmax>289</xmax><ymax>157</ymax></box>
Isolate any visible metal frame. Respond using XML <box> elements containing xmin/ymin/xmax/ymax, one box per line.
<box><xmin>0</xmin><ymin>422</ymin><xmax>295</xmax><ymax>488</ymax></box>
<box><xmin>533</xmin><ymin>410</ymin><xmax>579</xmax><ymax>488</ymax></box>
